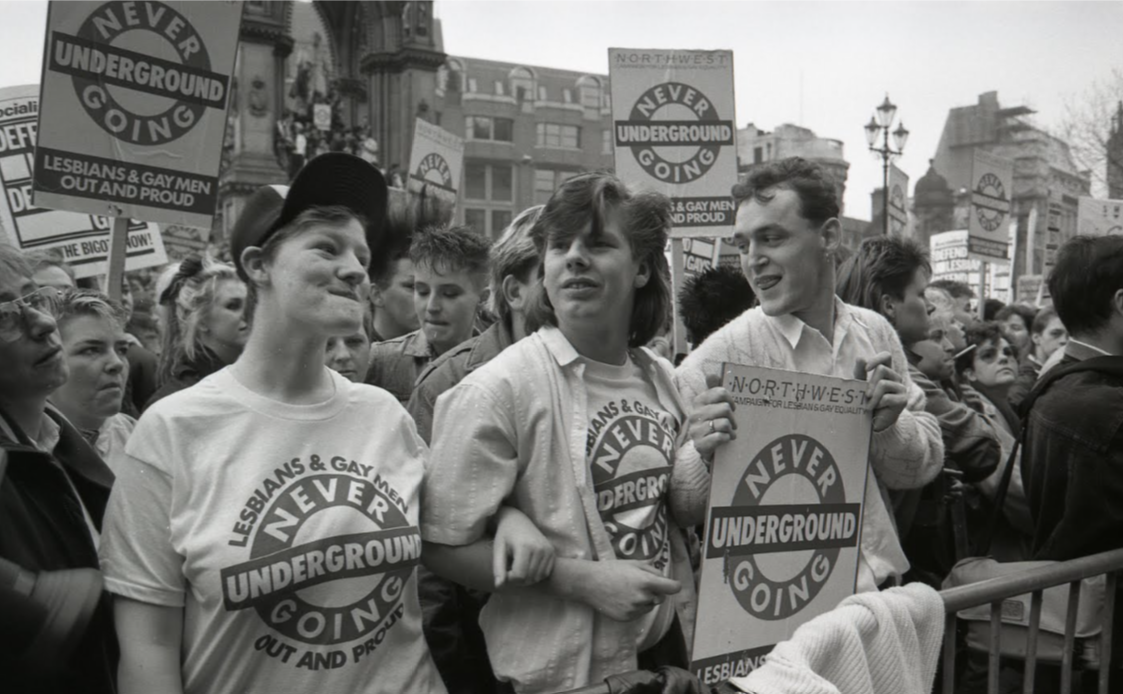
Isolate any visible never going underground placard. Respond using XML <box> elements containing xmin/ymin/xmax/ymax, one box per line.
<box><xmin>691</xmin><ymin>364</ymin><xmax>872</xmax><ymax>685</ymax></box>
<box><xmin>33</xmin><ymin>1</ymin><xmax>242</xmax><ymax>227</ymax></box>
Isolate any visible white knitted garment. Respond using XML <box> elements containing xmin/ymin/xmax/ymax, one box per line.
<box><xmin>732</xmin><ymin>582</ymin><xmax>946</xmax><ymax>694</ymax></box>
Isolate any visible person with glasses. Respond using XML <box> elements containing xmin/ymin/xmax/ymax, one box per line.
<box><xmin>0</xmin><ymin>245</ymin><xmax>118</xmax><ymax>694</ymax></box>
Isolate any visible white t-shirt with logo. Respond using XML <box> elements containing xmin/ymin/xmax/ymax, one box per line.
<box><xmin>99</xmin><ymin>368</ymin><xmax>445</xmax><ymax>694</ymax></box>
<box><xmin>583</xmin><ymin>356</ymin><xmax>676</xmax><ymax>650</ymax></box>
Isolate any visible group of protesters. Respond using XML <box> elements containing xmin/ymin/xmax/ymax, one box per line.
<box><xmin>2</xmin><ymin>152</ymin><xmax>1121</xmax><ymax>694</ymax></box>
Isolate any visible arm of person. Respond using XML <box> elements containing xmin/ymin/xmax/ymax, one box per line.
<box><xmin>858</xmin><ymin>339</ymin><xmax>944</xmax><ymax>490</ymax></box>
<box><xmin>910</xmin><ymin>367</ymin><xmax>1001</xmax><ymax>482</ymax></box>
<box><xmin>114</xmin><ymin>598</ymin><xmax>183</xmax><ymax>694</ymax></box>
<box><xmin>405</xmin><ymin>380</ymin><xmax>437</xmax><ymax>446</ymax></box>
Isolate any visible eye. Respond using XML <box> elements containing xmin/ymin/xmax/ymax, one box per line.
<box><xmin>345</xmin><ymin>337</ymin><xmax>365</xmax><ymax>348</ymax></box>
<box><xmin>442</xmin><ymin>289</ymin><xmax>463</xmax><ymax>299</ymax></box>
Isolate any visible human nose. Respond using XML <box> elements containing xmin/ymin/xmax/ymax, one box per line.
<box><xmin>22</xmin><ymin>303</ymin><xmax>59</xmax><ymax>342</ymax></box>
<box><xmin>327</xmin><ymin>341</ymin><xmax>349</xmax><ymax>366</ymax></box>
<box><xmin>941</xmin><ymin>336</ymin><xmax>954</xmax><ymax>355</ymax></box>
<box><xmin>746</xmin><ymin>242</ymin><xmax>767</xmax><ymax>271</ymax></box>
<box><xmin>106</xmin><ymin>349</ymin><xmax>126</xmax><ymax>375</ymax></box>
<box><xmin>338</xmin><ymin>250</ymin><xmax>368</xmax><ymax>287</ymax></box>
<box><xmin>564</xmin><ymin>238</ymin><xmax>590</xmax><ymax>269</ymax></box>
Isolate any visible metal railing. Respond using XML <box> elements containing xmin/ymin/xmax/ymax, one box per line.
<box><xmin>940</xmin><ymin>547</ymin><xmax>1123</xmax><ymax>694</ymax></box>
<box><xmin>555</xmin><ymin>548</ymin><xmax>1123</xmax><ymax>694</ymax></box>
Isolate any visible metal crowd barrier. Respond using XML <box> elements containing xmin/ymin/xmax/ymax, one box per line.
<box><xmin>940</xmin><ymin>547</ymin><xmax>1123</xmax><ymax>694</ymax></box>
<box><xmin>554</xmin><ymin>547</ymin><xmax>1123</xmax><ymax>694</ymax></box>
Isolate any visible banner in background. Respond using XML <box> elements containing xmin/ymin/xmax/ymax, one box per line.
<box><xmin>967</xmin><ymin>149</ymin><xmax>1014</xmax><ymax>262</ymax></box>
<box><xmin>609</xmin><ymin>48</ymin><xmax>738</xmax><ymax>238</ymax></box>
<box><xmin>407</xmin><ymin>118</ymin><xmax>464</xmax><ymax>204</ymax></box>
<box><xmin>929</xmin><ymin>230</ymin><xmax>1012</xmax><ymax>304</ymax></box>
<box><xmin>0</xmin><ymin>84</ymin><xmax>166</xmax><ymax>278</ymax></box>
<box><xmin>692</xmin><ymin>364</ymin><xmax>871</xmax><ymax>686</ymax></box>
<box><xmin>159</xmin><ymin>223</ymin><xmax>208</xmax><ymax>261</ymax></box>
<box><xmin>1077</xmin><ymin>195</ymin><xmax>1123</xmax><ymax>237</ymax></box>
<box><xmin>33</xmin><ymin>0</ymin><xmax>243</xmax><ymax>228</ymax></box>
<box><xmin>887</xmin><ymin>163</ymin><xmax>909</xmax><ymax>235</ymax></box>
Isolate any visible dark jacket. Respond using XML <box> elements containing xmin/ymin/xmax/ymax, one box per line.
<box><xmin>1006</xmin><ymin>355</ymin><xmax>1041</xmax><ymax>411</ymax></box>
<box><xmin>907</xmin><ymin>364</ymin><xmax>1002</xmax><ymax>482</ymax></box>
<box><xmin>144</xmin><ymin>346</ymin><xmax>227</xmax><ymax>411</ymax></box>
<box><xmin>1023</xmin><ymin>343</ymin><xmax>1123</xmax><ymax>562</ymax></box>
<box><xmin>407</xmin><ymin>320</ymin><xmax>516</xmax><ymax>445</ymax></box>
<box><xmin>122</xmin><ymin>343</ymin><xmax>159</xmax><ymax>417</ymax></box>
<box><xmin>0</xmin><ymin>406</ymin><xmax>118</xmax><ymax>694</ymax></box>
<box><xmin>365</xmin><ymin>329</ymin><xmax>436</xmax><ymax>405</ymax></box>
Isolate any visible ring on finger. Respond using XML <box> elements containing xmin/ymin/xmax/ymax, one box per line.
<box><xmin>708</xmin><ymin>420</ymin><xmax>715</xmax><ymax>434</ymax></box>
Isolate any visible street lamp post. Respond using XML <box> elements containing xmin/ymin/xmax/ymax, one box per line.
<box><xmin>864</xmin><ymin>95</ymin><xmax>910</xmax><ymax>235</ymax></box>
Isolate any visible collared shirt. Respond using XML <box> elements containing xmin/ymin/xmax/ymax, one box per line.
<box><xmin>1067</xmin><ymin>338</ymin><xmax>1114</xmax><ymax>358</ymax></box>
<box><xmin>676</xmin><ymin>298</ymin><xmax>944</xmax><ymax>592</ymax></box>
<box><xmin>423</xmin><ymin>326</ymin><xmax>709</xmax><ymax>694</ymax></box>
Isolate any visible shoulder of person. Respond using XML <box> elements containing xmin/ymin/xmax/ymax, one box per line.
<box><xmin>414</xmin><ymin>335</ymin><xmax>478</xmax><ymax>389</ymax></box>
<box><xmin>369</xmin><ymin>331</ymin><xmax>419</xmax><ymax>358</ymax></box>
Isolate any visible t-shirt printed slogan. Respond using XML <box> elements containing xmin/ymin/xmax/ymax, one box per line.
<box><xmin>219</xmin><ymin>453</ymin><xmax>420</xmax><ymax>671</ymax></box>
<box><xmin>587</xmin><ymin>399</ymin><xmax>675</xmax><ymax>570</ymax></box>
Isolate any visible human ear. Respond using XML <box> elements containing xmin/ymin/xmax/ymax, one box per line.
<box><xmin>502</xmin><ymin>274</ymin><xmax>527</xmax><ymax>312</ymax></box>
<box><xmin>634</xmin><ymin>261</ymin><xmax>651</xmax><ymax>289</ymax></box>
<box><xmin>369</xmin><ymin>284</ymin><xmax>386</xmax><ymax>309</ymax></box>
<box><xmin>240</xmin><ymin>247</ymin><xmax>270</xmax><ymax>288</ymax></box>
<box><xmin>879</xmin><ymin>293</ymin><xmax>897</xmax><ymax>322</ymax></box>
<box><xmin>820</xmin><ymin>218</ymin><xmax>843</xmax><ymax>256</ymax></box>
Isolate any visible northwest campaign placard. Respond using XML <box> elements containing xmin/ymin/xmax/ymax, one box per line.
<box><xmin>1077</xmin><ymin>196</ymin><xmax>1123</xmax><ymax>237</ymax></box>
<box><xmin>0</xmin><ymin>84</ymin><xmax>166</xmax><ymax>278</ymax></box>
<box><xmin>406</xmin><ymin>118</ymin><xmax>464</xmax><ymax>204</ymax></box>
<box><xmin>967</xmin><ymin>149</ymin><xmax>1015</xmax><ymax>261</ymax></box>
<box><xmin>33</xmin><ymin>0</ymin><xmax>243</xmax><ymax>227</ymax></box>
<box><xmin>691</xmin><ymin>365</ymin><xmax>872</xmax><ymax>685</ymax></box>
<box><xmin>608</xmin><ymin>49</ymin><xmax>738</xmax><ymax>238</ymax></box>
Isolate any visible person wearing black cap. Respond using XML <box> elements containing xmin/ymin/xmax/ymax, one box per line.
<box><xmin>99</xmin><ymin>154</ymin><xmax>447</xmax><ymax>694</ymax></box>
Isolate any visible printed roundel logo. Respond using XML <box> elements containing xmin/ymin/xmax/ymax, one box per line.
<box><xmin>614</xmin><ymin>82</ymin><xmax>735</xmax><ymax>184</ymax></box>
<box><xmin>60</xmin><ymin>1</ymin><xmax>227</xmax><ymax>145</ymax></box>
<box><xmin>409</xmin><ymin>152</ymin><xmax>455</xmax><ymax>195</ymax></box>
<box><xmin>707</xmin><ymin>434</ymin><xmax>860</xmax><ymax>621</ymax></box>
<box><xmin>972</xmin><ymin>172</ymin><xmax>1010</xmax><ymax>232</ymax></box>
<box><xmin>220</xmin><ymin>474</ymin><xmax>420</xmax><ymax>646</ymax></box>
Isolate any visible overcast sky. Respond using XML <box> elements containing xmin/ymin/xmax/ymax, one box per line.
<box><xmin>3</xmin><ymin>1</ymin><xmax>1120</xmax><ymax>219</ymax></box>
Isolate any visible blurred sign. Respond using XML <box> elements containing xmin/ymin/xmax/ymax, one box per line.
<box><xmin>407</xmin><ymin>118</ymin><xmax>464</xmax><ymax>204</ymax></box>
<box><xmin>608</xmin><ymin>48</ymin><xmax>738</xmax><ymax>238</ymax></box>
<box><xmin>0</xmin><ymin>84</ymin><xmax>166</xmax><ymax>278</ymax></box>
<box><xmin>887</xmin><ymin>164</ymin><xmax>909</xmax><ymax>235</ymax></box>
<box><xmin>32</xmin><ymin>0</ymin><xmax>242</xmax><ymax>228</ymax></box>
<box><xmin>929</xmin><ymin>230</ymin><xmax>1011</xmax><ymax>304</ymax></box>
<box><xmin>1015</xmin><ymin>275</ymin><xmax>1047</xmax><ymax>306</ymax></box>
<box><xmin>967</xmin><ymin>150</ymin><xmax>1014</xmax><ymax>261</ymax></box>
<box><xmin>692</xmin><ymin>364</ymin><xmax>871</xmax><ymax>685</ymax></box>
<box><xmin>160</xmin><ymin>223</ymin><xmax>209</xmax><ymax>261</ymax></box>
<box><xmin>1077</xmin><ymin>195</ymin><xmax>1123</xmax><ymax>237</ymax></box>
<box><xmin>313</xmin><ymin>103</ymin><xmax>331</xmax><ymax>131</ymax></box>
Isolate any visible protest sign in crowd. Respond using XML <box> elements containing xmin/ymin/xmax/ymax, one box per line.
<box><xmin>3</xmin><ymin>4</ymin><xmax>1123</xmax><ymax>694</ymax></box>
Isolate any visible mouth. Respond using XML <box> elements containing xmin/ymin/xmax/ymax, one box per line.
<box><xmin>753</xmin><ymin>275</ymin><xmax>781</xmax><ymax>292</ymax></box>
<box><xmin>35</xmin><ymin>346</ymin><xmax>63</xmax><ymax>366</ymax></box>
<box><xmin>98</xmin><ymin>382</ymin><xmax>123</xmax><ymax>393</ymax></box>
<box><xmin>328</xmin><ymin>288</ymin><xmax>359</xmax><ymax>302</ymax></box>
<box><xmin>425</xmin><ymin>320</ymin><xmax>449</xmax><ymax>328</ymax></box>
<box><xmin>561</xmin><ymin>277</ymin><xmax>600</xmax><ymax>291</ymax></box>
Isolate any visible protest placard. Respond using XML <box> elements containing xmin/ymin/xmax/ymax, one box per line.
<box><xmin>0</xmin><ymin>84</ymin><xmax>166</xmax><ymax>278</ymax></box>
<box><xmin>313</xmin><ymin>103</ymin><xmax>331</xmax><ymax>132</ymax></box>
<box><xmin>929</xmin><ymin>230</ymin><xmax>1011</xmax><ymax>304</ymax></box>
<box><xmin>887</xmin><ymin>163</ymin><xmax>909</xmax><ymax>235</ymax></box>
<box><xmin>1077</xmin><ymin>195</ymin><xmax>1123</xmax><ymax>237</ymax></box>
<box><xmin>967</xmin><ymin>150</ymin><xmax>1014</xmax><ymax>262</ymax></box>
<box><xmin>32</xmin><ymin>0</ymin><xmax>242</xmax><ymax>228</ymax></box>
<box><xmin>406</xmin><ymin>118</ymin><xmax>464</xmax><ymax>204</ymax></box>
<box><xmin>160</xmin><ymin>223</ymin><xmax>208</xmax><ymax>261</ymax></box>
<box><xmin>691</xmin><ymin>364</ymin><xmax>871</xmax><ymax>685</ymax></box>
<box><xmin>1016</xmin><ymin>275</ymin><xmax>1047</xmax><ymax>306</ymax></box>
<box><xmin>608</xmin><ymin>49</ymin><xmax>738</xmax><ymax>238</ymax></box>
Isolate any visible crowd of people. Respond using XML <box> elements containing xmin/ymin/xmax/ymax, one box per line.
<box><xmin>1</xmin><ymin>153</ymin><xmax>1121</xmax><ymax>694</ymax></box>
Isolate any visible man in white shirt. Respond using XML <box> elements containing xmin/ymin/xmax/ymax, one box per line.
<box><xmin>676</xmin><ymin>157</ymin><xmax>944</xmax><ymax>592</ymax></box>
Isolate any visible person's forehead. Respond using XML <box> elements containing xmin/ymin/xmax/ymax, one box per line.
<box><xmin>414</xmin><ymin>262</ymin><xmax>479</xmax><ymax>287</ymax></box>
<box><xmin>214</xmin><ymin>278</ymin><xmax>247</xmax><ymax>299</ymax></box>
<box><xmin>59</xmin><ymin>313</ymin><xmax>119</xmax><ymax>340</ymax></box>
<box><xmin>0</xmin><ymin>273</ymin><xmax>35</xmax><ymax>300</ymax></box>
<box><xmin>32</xmin><ymin>266</ymin><xmax>75</xmax><ymax>289</ymax></box>
<box><xmin>733</xmin><ymin>189</ymin><xmax>805</xmax><ymax>232</ymax></box>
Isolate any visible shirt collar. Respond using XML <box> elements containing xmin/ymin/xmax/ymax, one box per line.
<box><xmin>538</xmin><ymin>325</ymin><xmax>582</xmax><ymax>367</ymax></box>
<box><xmin>404</xmin><ymin>329</ymin><xmax>434</xmax><ymax>358</ymax></box>
<box><xmin>1066</xmin><ymin>338</ymin><xmax>1115</xmax><ymax>360</ymax></box>
<box><xmin>34</xmin><ymin>410</ymin><xmax>61</xmax><ymax>454</ymax></box>
<box><xmin>765</xmin><ymin>297</ymin><xmax>860</xmax><ymax>350</ymax></box>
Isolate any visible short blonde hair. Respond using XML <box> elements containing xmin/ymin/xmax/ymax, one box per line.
<box><xmin>156</xmin><ymin>255</ymin><xmax>240</xmax><ymax>385</ymax></box>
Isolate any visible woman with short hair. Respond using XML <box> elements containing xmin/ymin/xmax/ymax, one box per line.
<box><xmin>422</xmin><ymin>173</ymin><xmax>708</xmax><ymax>694</ymax></box>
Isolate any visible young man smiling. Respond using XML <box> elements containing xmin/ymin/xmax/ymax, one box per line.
<box><xmin>676</xmin><ymin>157</ymin><xmax>944</xmax><ymax>592</ymax></box>
<box><xmin>366</xmin><ymin>224</ymin><xmax>490</xmax><ymax>404</ymax></box>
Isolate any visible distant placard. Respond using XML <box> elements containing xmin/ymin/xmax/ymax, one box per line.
<box><xmin>406</xmin><ymin>119</ymin><xmax>464</xmax><ymax>204</ymax></box>
<box><xmin>967</xmin><ymin>150</ymin><xmax>1014</xmax><ymax>261</ymax></box>
<box><xmin>887</xmin><ymin>164</ymin><xmax>909</xmax><ymax>236</ymax></box>
<box><xmin>1077</xmin><ymin>196</ymin><xmax>1123</xmax><ymax>237</ymax></box>
<box><xmin>608</xmin><ymin>48</ymin><xmax>738</xmax><ymax>238</ymax></box>
<box><xmin>692</xmin><ymin>364</ymin><xmax>871</xmax><ymax>686</ymax></box>
<box><xmin>0</xmin><ymin>84</ymin><xmax>166</xmax><ymax>278</ymax></box>
<box><xmin>929</xmin><ymin>230</ymin><xmax>1011</xmax><ymax>304</ymax></box>
<box><xmin>160</xmin><ymin>223</ymin><xmax>209</xmax><ymax>261</ymax></box>
<box><xmin>33</xmin><ymin>0</ymin><xmax>243</xmax><ymax>228</ymax></box>
<box><xmin>1015</xmin><ymin>275</ymin><xmax>1047</xmax><ymax>306</ymax></box>
<box><xmin>313</xmin><ymin>103</ymin><xmax>332</xmax><ymax>132</ymax></box>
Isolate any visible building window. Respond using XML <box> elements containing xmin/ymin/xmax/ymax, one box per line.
<box><xmin>492</xmin><ymin>166</ymin><xmax>513</xmax><ymax>201</ymax></box>
<box><xmin>466</xmin><ymin>116</ymin><xmax>514</xmax><ymax>142</ymax></box>
<box><xmin>509</xmin><ymin>66</ymin><xmax>534</xmax><ymax>104</ymax></box>
<box><xmin>538</xmin><ymin>86</ymin><xmax>548</xmax><ymax>101</ymax></box>
<box><xmin>465</xmin><ymin>162</ymin><xmax>488</xmax><ymax>200</ymax></box>
<box><xmin>468</xmin><ymin>78</ymin><xmax>478</xmax><ymax>93</ymax></box>
<box><xmin>463</xmin><ymin>163</ymin><xmax>514</xmax><ymax>202</ymax></box>
<box><xmin>537</xmin><ymin>123</ymin><xmax>581</xmax><ymax>149</ymax></box>
<box><xmin>577</xmin><ymin>76</ymin><xmax>601</xmax><ymax>110</ymax></box>
<box><xmin>534</xmin><ymin>169</ymin><xmax>578</xmax><ymax>205</ymax></box>
<box><xmin>464</xmin><ymin>208</ymin><xmax>486</xmax><ymax>234</ymax></box>
<box><xmin>753</xmin><ymin>146</ymin><xmax>763</xmax><ymax>164</ymax></box>
<box><xmin>492</xmin><ymin>209</ymin><xmax>513</xmax><ymax>234</ymax></box>
<box><xmin>495</xmin><ymin>80</ymin><xmax>505</xmax><ymax>96</ymax></box>
<box><xmin>562</xmin><ymin>88</ymin><xmax>573</xmax><ymax>104</ymax></box>
<box><xmin>602</xmin><ymin>129</ymin><xmax>613</xmax><ymax>156</ymax></box>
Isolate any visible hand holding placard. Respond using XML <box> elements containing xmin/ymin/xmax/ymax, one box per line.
<box><xmin>853</xmin><ymin>351</ymin><xmax>908</xmax><ymax>432</ymax></box>
<box><xmin>688</xmin><ymin>372</ymin><xmax>738</xmax><ymax>462</ymax></box>
<box><xmin>581</xmin><ymin>560</ymin><xmax>682</xmax><ymax>622</ymax></box>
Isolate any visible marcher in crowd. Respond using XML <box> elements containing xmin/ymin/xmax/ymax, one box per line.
<box><xmin>26</xmin><ymin>249</ymin><xmax>77</xmax><ymax>291</ymax></box>
<box><xmin>678</xmin><ymin>157</ymin><xmax>944</xmax><ymax>592</ymax></box>
<box><xmin>929</xmin><ymin>279</ymin><xmax>976</xmax><ymax>328</ymax></box>
<box><xmin>116</xmin><ymin>279</ymin><xmax>160</xmax><ymax>417</ymax></box>
<box><xmin>1008</xmin><ymin>305</ymin><xmax>1067</xmax><ymax>409</ymax></box>
<box><xmin>367</xmin><ymin>224</ymin><xmax>491</xmax><ymax>404</ymax></box>
<box><xmin>954</xmin><ymin>321</ymin><xmax>1033</xmax><ymax>557</ymax></box>
<box><xmin>836</xmin><ymin>236</ymin><xmax>1001</xmax><ymax>584</ymax></box>
<box><xmin>146</xmin><ymin>256</ymin><xmax>248</xmax><ymax>409</ymax></box>
<box><xmin>323</xmin><ymin>302</ymin><xmax>374</xmax><ymax>382</ymax></box>
<box><xmin>99</xmin><ymin>154</ymin><xmax>449</xmax><ymax>694</ymax></box>
<box><xmin>677</xmin><ymin>264</ymin><xmax>756</xmax><ymax>350</ymax></box>
<box><xmin>1023</xmin><ymin>235</ymin><xmax>1123</xmax><ymax>562</ymax></box>
<box><xmin>0</xmin><ymin>245</ymin><xmax>118</xmax><ymax>694</ymax></box>
<box><xmin>49</xmin><ymin>290</ymin><xmax>136</xmax><ymax>468</ymax></box>
<box><xmin>423</xmin><ymin>173</ymin><xmax>707</xmax><ymax>694</ymax></box>
<box><xmin>995</xmin><ymin>304</ymin><xmax>1036</xmax><ymax>356</ymax></box>
<box><xmin>368</xmin><ymin>202</ymin><xmax>421</xmax><ymax>343</ymax></box>
<box><xmin>408</xmin><ymin>205</ymin><xmax>543</xmax><ymax>694</ymax></box>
